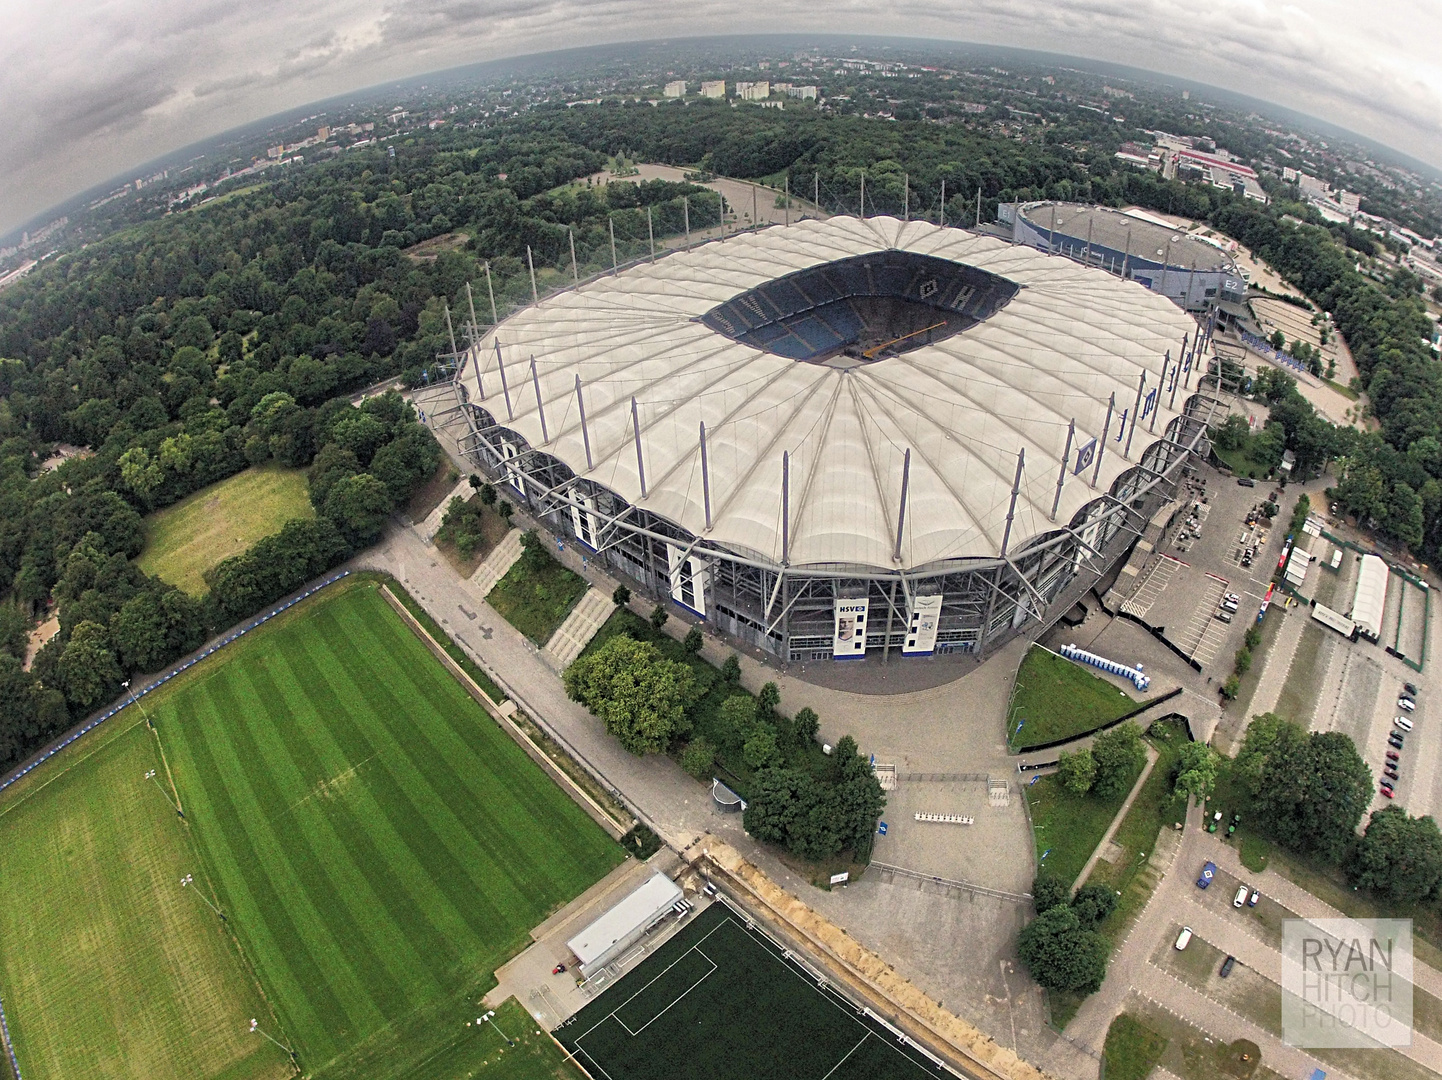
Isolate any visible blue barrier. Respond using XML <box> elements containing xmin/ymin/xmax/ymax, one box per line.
<box><xmin>0</xmin><ymin>571</ymin><xmax>352</xmax><ymax>801</ymax></box>
<box><xmin>1058</xmin><ymin>642</ymin><xmax>1151</xmax><ymax>691</ymax></box>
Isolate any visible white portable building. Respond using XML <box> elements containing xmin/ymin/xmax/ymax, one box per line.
<box><xmin>567</xmin><ymin>872</ymin><xmax>683</xmax><ymax>975</ymax></box>
<box><xmin>1350</xmin><ymin>554</ymin><xmax>1389</xmax><ymax>642</ymax></box>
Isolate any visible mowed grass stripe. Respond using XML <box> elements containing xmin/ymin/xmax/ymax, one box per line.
<box><xmin>278</xmin><ymin>630</ymin><xmax>475</xmax><ymax>970</ymax></box>
<box><xmin>218</xmin><ymin>664</ymin><xmax>418</xmax><ymax>1019</ymax></box>
<box><xmin>332</xmin><ymin>597</ymin><xmax>618</xmax><ymax>893</ymax></box>
<box><xmin>317</xmin><ymin>600</ymin><xmax>582</xmax><ymax>923</ymax></box>
<box><xmin>166</xmin><ymin>684</ymin><xmax>357</xmax><ymax>1061</ymax></box>
<box><xmin>198</xmin><ymin>674</ymin><xmax>389</xmax><ymax>1043</ymax></box>
<box><xmin>290</xmin><ymin>614</ymin><xmax>524</xmax><ymax>939</ymax></box>
<box><xmin>155</xmin><ymin>582</ymin><xmax>624</xmax><ymax>1078</ymax></box>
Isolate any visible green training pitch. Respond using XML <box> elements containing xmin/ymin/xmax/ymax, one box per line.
<box><xmin>136</xmin><ymin>463</ymin><xmax>314</xmax><ymax>595</ymax></box>
<box><xmin>559</xmin><ymin>904</ymin><xmax>949</xmax><ymax>1080</ymax></box>
<box><xmin>0</xmin><ymin>721</ymin><xmax>292</xmax><ymax>1080</ymax></box>
<box><xmin>151</xmin><ymin>582</ymin><xmax>626</xmax><ymax>1079</ymax></box>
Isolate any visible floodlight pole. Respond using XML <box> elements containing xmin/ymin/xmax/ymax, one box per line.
<box><xmin>1050</xmin><ymin>419</ymin><xmax>1075</xmax><ymax>521</ymax></box>
<box><xmin>719</xmin><ymin>195</ymin><xmax>726</xmax><ymax>240</ymax></box>
<box><xmin>575</xmin><ymin>375</ymin><xmax>593</xmax><ymax>470</ymax></box>
<box><xmin>479</xmin><ymin>1010</ymin><xmax>514</xmax><ymax>1048</ymax></box>
<box><xmin>1084</xmin><ymin>217</ymin><xmax>1094</xmax><ymax>264</ymax></box>
<box><xmin>1170</xmin><ymin>351</ymin><xmax>1183</xmax><ymax>410</ymax></box>
<box><xmin>526</xmin><ymin>245</ymin><xmax>538</xmax><ymax>305</ymax></box>
<box><xmin>751</xmin><ymin>184</ymin><xmax>758</xmax><ymax>229</ymax></box>
<box><xmin>784</xmin><ymin>175</ymin><xmax>789</xmax><ymax>226</ymax></box>
<box><xmin>181</xmin><ymin>874</ymin><xmax>225</xmax><ymax>921</ymax></box>
<box><xmin>1000</xmin><ymin>448</ymin><xmax>1025</xmax><ymax>557</ymax></box>
<box><xmin>1125</xmin><ymin>372</ymin><xmax>1146</xmax><ymax>459</ymax></box>
<box><xmin>893</xmin><ymin>448</ymin><xmax>911</xmax><ymax>562</ymax></box>
<box><xmin>859</xmin><ymin>171</ymin><xmax>865</xmax><ymax>219</ymax></box>
<box><xmin>444</xmin><ymin>304</ymin><xmax>458</xmax><ymax>359</ymax></box>
<box><xmin>485</xmin><ymin>261</ymin><xmax>498</xmax><ymax>324</ymax></box>
<box><xmin>939</xmin><ymin>179</ymin><xmax>945</xmax><ymax>227</ymax></box>
<box><xmin>464</xmin><ymin>282</ymin><xmax>480</xmax><ymax>376</ymax></box>
<box><xmin>1121</xmin><ymin>225</ymin><xmax>1133</xmax><ymax>278</ymax></box>
<box><xmin>976</xmin><ymin>185</ymin><xmax>982</xmax><ymax>227</ymax></box>
<box><xmin>1093</xmin><ymin>393</ymin><xmax>1115</xmax><ymax>487</ymax></box>
<box><xmin>530</xmin><ymin>357</ymin><xmax>549</xmax><ymax>443</ymax></box>
<box><xmin>631</xmin><ymin>397</ymin><xmax>647</xmax><ymax>499</ymax></box>
<box><xmin>903</xmin><ymin>173</ymin><xmax>908</xmax><ymax>221</ymax></box>
<box><xmin>814</xmin><ymin>171</ymin><xmax>819</xmax><ymax>213</ymax></box>
<box><xmin>495</xmin><ymin>340</ymin><xmax>513</xmax><ymax>420</ymax></box>
<box><xmin>250</xmin><ymin>1019</ymin><xmax>296</xmax><ymax>1062</ymax></box>
<box><xmin>683</xmin><ymin>196</ymin><xmax>690</xmax><ymax>249</ymax></box>
<box><xmin>647</xmin><ymin>206</ymin><xmax>655</xmax><ymax>262</ymax></box>
<box><xmin>569</xmin><ymin>228</ymin><xmax>578</xmax><ymax>284</ymax></box>
<box><xmin>609</xmin><ymin>217</ymin><xmax>618</xmax><ymax>274</ymax></box>
<box><xmin>699</xmin><ymin>420</ymin><xmax>713</xmax><ymax>531</ymax></box>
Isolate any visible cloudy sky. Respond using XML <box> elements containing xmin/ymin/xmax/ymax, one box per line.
<box><xmin>2</xmin><ymin>1</ymin><xmax>1440</xmax><ymax>237</ymax></box>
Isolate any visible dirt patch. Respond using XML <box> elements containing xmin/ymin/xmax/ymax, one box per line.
<box><xmin>403</xmin><ymin>232</ymin><xmax>470</xmax><ymax>262</ymax></box>
<box><xmin>24</xmin><ymin>614</ymin><xmax>60</xmax><ymax>670</ymax></box>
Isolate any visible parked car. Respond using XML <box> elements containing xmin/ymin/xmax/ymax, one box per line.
<box><xmin>1222</xmin><ymin>600</ymin><xmax>1240</xmax><ymax>613</ymax></box>
<box><xmin>1216</xmin><ymin>611</ymin><xmax>1233</xmax><ymax>624</ymax></box>
<box><xmin>1398</xmin><ymin>697</ymin><xmax>1416</xmax><ymax>712</ymax></box>
<box><xmin>1380</xmin><ymin>785</ymin><xmax>1395</xmax><ymax>799</ymax></box>
<box><xmin>1238</xmin><ymin>478</ymin><xmax>1256</xmax><ymax>487</ymax></box>
<box><xmin>1386</xmin><ymin>750</ymin><xmax>1400</xmax><ymax>762</ymax></box>
<box><xmin>1404</xmin><ymin>682</ymin><xmax>1419</xmax><ymax>697</ymax></box>
<box><xmin>1197</xmin><ymin>862</ymin><xmax>1217</xmax><ymax>889</ymax></box>
<box><xmin>1220</xmin><ymin>955</ymin><xmax>1236</xmax><ymax>978</ymax></box>
<box><xmin>1176</xmin><ymin>926</ymin><xmax>1194</xmax><ymax>949</ymax></box>
<box><xmin>1395</xmin><ymin>716</ymin><xmax>1414</xmax><ymax>732</ymax></box>
<box><xmin>1248</xmin><ymin>889</ymin><xmax>1260</xmax><ymax>907</ymax></box>
<box><xmin>1234</xmin><ymin>885</ymin><xmax>1249</xmax><ymax>908</ymax></box>
<box><xmin>1225</xmin><ymin>593</ymin><xmax>1241</xmax><ymax>604</ymax></box>
<box><xmin>1385</xmin><ymin>769</ymin><xmax>1400</xmax><ymax>783</ymax></box>
<box><xmin>1390</xmin><ymin>733</ymin><xmax>1406</xmax><ymax>749</ymax></box>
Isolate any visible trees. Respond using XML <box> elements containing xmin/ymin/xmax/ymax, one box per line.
<box><xmin>1071</xmin><ymin>883</ymin><xmax>1118</xmax><ymax>929</ymax></box>
<box><xmin>1031</xmin><ymin>875</ymin><xmax>1069</xmax><ymax>914</ymax></box>
<box><xmin>323</xmin><ymin>473</ymin><xmax>393</xmax><ymax>547</ymax></box>
<box><xmin>611</xmin><ymin>585</ymin><xmax>631</xmax><ymax>607</ymax></box>
<box><xmin>55</xmin><ymin>620</ymin><xmax>122</xmax><ymax>710</ymax></box>
<box><xmin>564</xmin><ymin>635</ymin><xmax>695</xmax><ymax>755</ymax></box>
<box><xmin>1056</xmin><ymin>748</ymin><xmax>1097</xmax><ymax>795</ymax></box>
<box><xmin>1173</xmin><ymin>741</ymin><xmax>1219</xmax><ymax>805</ymax></box>
<box><xmin>683</xmin><ymin>625</ymin><xmax>703</xmax><ymax>654</ymax></box>
<box><xmin>1252</xmin><ymin>730</ymin><xmax>1373</xmax><ymax>862</ymax></box>
<box><xmin>681</xmin><ymin>737</ymin><xmax>716</xmax><ymax>780</ymax></box>
<box><xmin>1091</xmin><ymin>722</ymin><xmax>1146</xmax><ymax>798</ymax></box>
<box><xmin>1017</xmin><ymin>906</ymin><xmax>1109</xmax><ymax>994</ymax></box>
<box><xmin>1350</xmin><ymin>807</ymin><xmax>1442</xmax><ymax>904</ymax></box>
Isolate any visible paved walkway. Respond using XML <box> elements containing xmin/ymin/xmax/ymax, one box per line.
<box><xmin>470</xmin><ymin>528</ymin><xmax>524</xmax><ymax>595</ymax></box>
<box><xmin>1247</xmin><ymin>606</ymin><xmax>1306</xmax><ymax>719</ymax></box>
<box><xmin>545</xmin><ymin>588</ymin><xmax>613</xmax><ymax>669</ymax></box>
<box><xmin>1070</xmin><ymin>745</ymin><xmax>1159</xmax><ymax>893</ymax></box>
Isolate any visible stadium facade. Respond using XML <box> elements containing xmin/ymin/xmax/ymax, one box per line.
<box><xmin>1002</xmin><ymin>202</ymin><xmax>1247</xmax><ymax>313</ymax></box>
<box><xmin>440</xmin><ymin>216</ymin><xmax>1216</xmax><ymax>664</ymax></box>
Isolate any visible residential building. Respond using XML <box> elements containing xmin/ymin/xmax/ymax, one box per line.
<box><xmin>663</xmin><ymin>80</ymin><xmax>686</xmax><ymax>98</ymax></box>
<box><xmin>700</xmin><ymin>80</ymin><xmax>726</xmax><ymax>99</ymax></box>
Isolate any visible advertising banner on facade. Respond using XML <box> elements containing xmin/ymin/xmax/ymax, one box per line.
<box><xmin>833</xmin><ymin>598</ymin><xmax>870</xmax><ymax>658</ymax></box>
<box><xmin>902</xmin><ymin>594</ymin><xmax>943</xmax><ymax>655</ymax></box>
<box><xmin>667</xmin><ymin>544</ymin><xmax>707</xmax><ymax>617</ymax></box>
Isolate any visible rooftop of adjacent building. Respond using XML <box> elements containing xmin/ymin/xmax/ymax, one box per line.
<box><xmin>1017</xmin><ymin>202</ymin><xmax>1236</xmax><ymax>274</ymax></box>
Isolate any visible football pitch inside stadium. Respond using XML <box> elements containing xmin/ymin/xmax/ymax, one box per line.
<box><xmin>559</xmin><ymin>903</ymin><xmax>951</xmax><ymax>1080</ymax></box>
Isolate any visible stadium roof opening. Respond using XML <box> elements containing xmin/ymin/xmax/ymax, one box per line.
<box><xmin>699</xmin><ymin>251</ymin><xmax>1020</xmax><ymax>366</ymax></box>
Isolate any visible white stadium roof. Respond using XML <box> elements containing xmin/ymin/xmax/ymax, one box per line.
<box><xmin>465</xmin><ymin>216</ymin><xmax>1199</xmax><ymax>572</ymax></box>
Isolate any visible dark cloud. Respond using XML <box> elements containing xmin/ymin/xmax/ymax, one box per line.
<box><xmin>1</xmin><ymin>2</ymin><xmax>1439</xmax><ymax>236</ymax></box>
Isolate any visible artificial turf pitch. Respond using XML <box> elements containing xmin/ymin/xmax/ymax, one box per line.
<box><xmin>560</xmin><ymin>904</ymin><xmax>948</xmax><ymax>1080</ymax></box>
<box><xmin>150</xmin><ymin>582</ymin><xmax>626</xmax><ymax>1078</ymax></box>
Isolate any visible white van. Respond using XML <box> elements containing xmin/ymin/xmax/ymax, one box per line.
<box><xmin>1395</xmin><ymin>716</ymin><xmax>1415</xmax><ymax>732</ymax></box>
<box><xmin>1234</xmin><ymin>886</ymin><xmax>1249</xmax><ymax>908</ymax></box>
<box><xmin>1175</xmin><ymin>927</ymin><xmax>1193</xmax><ymax>950</ymax></box>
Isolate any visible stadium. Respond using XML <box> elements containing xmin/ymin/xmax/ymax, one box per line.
<box><xmin>445</xmin><ymin>216</ymin><xmax>1216</xmax><ymax>664</ymax></box>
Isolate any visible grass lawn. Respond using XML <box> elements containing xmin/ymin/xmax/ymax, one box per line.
<box><xmin>1010</xmin><ymin>646</ymin><xmax>1143</xmax><ymax>750</ymax></box>
<box><xmin>151</xmin><ymin>581</ymin><xmax>625</xmax><ymax>1079</ymax></box>
<box><xmin>395</xmin><ymin>996</ymin><xmax>584</xmax><ymax>1080</ymax></box>
<box><xmin>1102</xmin><ymin>1013</ymin><xmax>1168</xmax><ymax>1080</ymax></box>
<box><xmin>136</xmin><ymin>463</ymin><xmax>313</xmax><ymax>595</ymax></box>
<box><xmin>1213</xmin><ymin>440</ymin><xmax>1276</xmax><ymax>481</ymax></box>
<box><xmin>1223</xmin><ymin>607</ymin><xmax>1286</xmax><ymax>744</ymax></box>
<box><xmin>0</xmin><ymin>721</ymin><xmax>291</xmax><ymax>1080</ymax></box>
<box><xmin>486</xmin><ymin>539</ymin><xmax>589</xmax><ymax>645</ymax></box>
<box><xmin>1271</xmin><ymin>622</ymin><xmax>1326</xmax><ymax>727</ymax></box>
<box><xmin>1088</xmin><ymin>721</ymin><xmax>1190</xmax><ymax>934</ymax></box>
<box><xmin>1025</xmin><ymin>757</ymin><xmax>1144</xmax><ymax>889</ymax></box>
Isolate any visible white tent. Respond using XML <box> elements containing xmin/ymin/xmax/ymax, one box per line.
<box><xmin>1351</xmin><ymin>553</ymin><xmax>1389</xmax><ymax>641</ymax></box>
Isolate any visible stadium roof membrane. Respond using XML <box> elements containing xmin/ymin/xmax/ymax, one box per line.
<box><xmin>469</xmin><ymin>216</ymin><xmax>1198</xmax><ymax>572</ymax></box>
